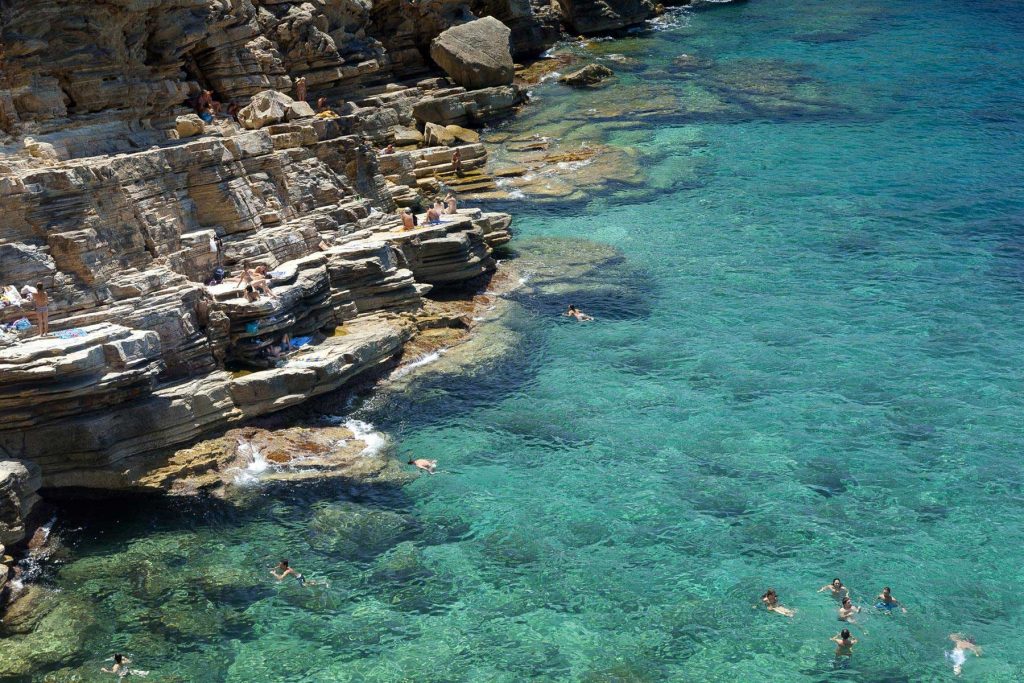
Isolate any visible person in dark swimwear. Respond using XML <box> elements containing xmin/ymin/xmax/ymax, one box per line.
<box><xmin>271</xmin><ymin>559</ymin><xmax>306</xmax><ymax>586</ymax></box>
<box><xmin>31</xmin><ymin>281</ymin><xmax>49</xmax><ymax>336</ymax></box>
<box><xmin>564</xmin><ymin>304</ymin><xmax>593</xmax><ymax>321</ymax></box>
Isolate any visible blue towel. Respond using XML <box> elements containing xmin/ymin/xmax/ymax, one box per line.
<box><xmin>53</xmin><ymin>328</ymin><xmax>87</xmax><ymax>339</ymax></box>
<box><xmin>290</xmin><ymin>336</ymin><xmax>312</xmax><ymax>349</ymax></box>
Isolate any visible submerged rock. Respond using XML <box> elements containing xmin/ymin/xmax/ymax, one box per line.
<box><xmin>559</xmin><ymin>64</ymin><xmax>615</xmax><ymax>87</ymax></box>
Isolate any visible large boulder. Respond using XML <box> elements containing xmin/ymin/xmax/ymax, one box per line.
<box><xmin>237</xmin><ymin>90</ymin><xmax>295</xmax><ymax>130</ymax></box>
<box><xmin>175</xmin><ymin>114</ymin><xmax>205</xmax><ymax>138</ymax></box>
<box><xmin>554</xmin><ymin>0</ymin><xmax>658</xmax><ymax>34</ymax></box>
<box><xmin>424</xmin><ymin>122</ymin><xmax>456</xmax><ymax>147</ymax></box>
<box><xmin>429</xmin><ymin>17</ymin><xmax>515</xmax><ymax>90</ymax></box>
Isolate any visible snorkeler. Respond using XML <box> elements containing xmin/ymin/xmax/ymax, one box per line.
<box><xmin>831</xmin><ymin>629</ymin><xmax>858</xmax><ymax>658</ymax></box>
<box><xmin>271</xmin><ymin>559</ymin><xmax>307</xmax><ymax>586</ymax></box>
<box><xmin>564</xmin><ymin>304</ymin><xmax>593</xmax><ymax>321</ymax></box>
<box><xmin>408</xmin><ymin>458</ymin><xmax>437</xmax><ymax>474</ymax></box>
<box><xmin>946</xmin><ymin>633</ymin><xmax>981</xmax><ymax>676</ymax></box>
<box><xmin>838</xmin><ymin>596</ymin><xmax>861</xmax><ymax>622</ymax></box>
<box><xmin>760</xmin><ymin>588</ymin><xmax>795</xmax><ymax>617</ymax></box>
<box><xmin>875</xmin><ymin>586</ymin><xmax>906</xmax><ymax>613</ymax></box>
<box><xmin>818</xmin><ymin>577</ymin><xmax>849</xmax><ymax>600</ymax></box>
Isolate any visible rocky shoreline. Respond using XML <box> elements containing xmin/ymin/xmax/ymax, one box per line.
<box><xmin>0</xmin><ymin>0</ymin><xmax>743</xmax><ymax>620</ymax></box>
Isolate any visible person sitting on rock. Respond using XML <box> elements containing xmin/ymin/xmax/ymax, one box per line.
<box><xmin>195</xmin><ymin>89</ymin><xmax>213</xmax><ymax>114</ymax></box>
<box><xmin>400</xmin><ymin>208</ymin><xmax>415</xmax><ymax>230</ymax></box>
<box><xmin>425</xmin><ymin>206</ymin><xmax>442</xmax><ymax>224</ymax></box>
<box><xmin>408</xmin><ymin>458</ymin><xmax>437</xmax><ymax>474</ymax></box>
<box><xmin>243</xmin><ymin>285</ymin><xmax>260</xmax><ymax>303</ymax></box>
<box><xmin>252</xmin><ymin>265</ymin><xmax>278</xmax><ymax>299</ymax></box>
<box><xmin>451</xmin><ymin>148</ymin><xmax>463</xmax><ymax>176</ymax></box>
<box><xmin>445</xmin><ymin>192</ymin><xmax>458</xmax><ymax>215</ymax></box>
<box><xmin>317</xmin><ymin>96</ymin><xmax>329</xmax><ymax>112</ymax></box>
<box><xmin>226</xmin><ymin>102</ymin><xmax>241</xmax><ymax>122</ymax></box>
<box><xmin>383</xmin><ymin>143</ymin><xmax>394</xmax><ymax>154</ymax></box>
<box><xmin>564</xmin><ymin>304</ymin><xmax>593</xmax><ymax>321</ymax></box>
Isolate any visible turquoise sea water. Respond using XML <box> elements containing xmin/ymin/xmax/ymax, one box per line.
<box><xmin>17</xmin><ymin>1</ymin><xmax>1024</xmax><ymax>680</ymax></box>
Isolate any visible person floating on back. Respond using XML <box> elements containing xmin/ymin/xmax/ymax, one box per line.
<box><xmin>875</xmin><ymin>586</ymin><xmax>906</xmax><ymax>613</ymax></box>
<box><xmin>761</xmin><ymin>588</ymin><xmax>795</xmax><ymax>617</ymax></box>
<box><xmin>946</xmin><ymin>633</ymin><xmax>981</xmax><ymax>676</ymax></box>
<box><xmin>408</xmin><ymin>458</ymin><xmax>437</xmax><ymax>474</ymax></box>
<box><xmin>31</xmin><ymin>282</ymin><xmax>49</xmax><ymax>336</ymax></box>
<box><xmin>564</xmin><ymin>304</ymin><xmax>593</xmax><ymax>321</ymax></box>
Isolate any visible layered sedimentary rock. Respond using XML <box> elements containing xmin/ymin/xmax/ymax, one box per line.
<box><xmin>553</xmin><ymin>0</ymin><xmax>659</xmax><ymax>34</ymax></box>
<box><xmin>0</xmin><ymin>0</ymin><xmax>536</xmax><ymax>510</ymax></box>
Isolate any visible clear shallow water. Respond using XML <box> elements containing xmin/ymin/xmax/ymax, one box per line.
<box><xmin>20</xmin><ymin>1</ymin><xmax>1024</xmax><ymax>680</ymax></box>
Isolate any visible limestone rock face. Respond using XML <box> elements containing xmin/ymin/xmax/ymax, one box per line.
<box><xmin>425</xmin><ymin>121</ymin><xmax>457</xmax><ymax>147</ymax></box>
<box><xmin>0</xmin><ymin>460</ymin><xmax>42</xmax><ymax>546</ymax></box>
<box><xmin>559</xmin><ymin>63</ymin><xmax>615</xmax><ymax>87</ymax></box>
<box><xmin>554</xmin><ymin>0</ymin><xmax>658</xmax><ymax>34</ymax></box>
<box><xmin>430</xmin><ymin>18</ymin><xmax>516</xmax><ymax>90</ymax></box>
<box><xmin>0</xmin><ymin>1</ymin><xmax>520</xmax><ymax>497</ymax></box>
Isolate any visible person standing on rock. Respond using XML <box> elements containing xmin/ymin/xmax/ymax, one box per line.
<box><xmin>32</xmin><ymin>282</ymin><xmax>49</xmax><ymax>336</ymax></box>
<box><xmin>294</xmin><ymin>76</ymin><xmax>307</xmax><ymax>103</ymax></box>
<box><xmin>451</xmin><ymin>148</ymin><xmax>463</xmax><ymax>176</ymax></box>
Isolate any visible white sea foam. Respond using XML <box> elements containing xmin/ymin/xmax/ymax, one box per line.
<box><xmin>231</xmin><ymin>438</ymin><xmax>271</xmax><ymax>485</ymax></box>
<box><xmin>394</xmin><ymin>349</ymin><xmax>446</xmax><ymax>378</ymax></box>
<box><xmin>344</xmin><ymin>419</ymin><xmax>388</xmax><ymax>456</ymax></box>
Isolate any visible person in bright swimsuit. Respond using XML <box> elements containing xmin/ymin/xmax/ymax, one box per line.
<box><xmin>876</xmin><ymin>586</ymin><xmax>906</xmax><ymax>613</ymax></box>
<box><xmin>946</xmin><ymin>633</ymin><xmax>981</xmax><ymax>676</ymax></box>
<box><xmin>761</xmin><ymin>588</ymin><xmax>795</xmax><ymax>617</ymax></box>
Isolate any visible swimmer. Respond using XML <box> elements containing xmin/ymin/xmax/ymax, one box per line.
<box><xmin>564</xmin><ymin>304</ymin><xmax>593</xmax><ymax>321</ymax></box>
<box><xmin>761</xmin><ymin>588</ymin><xmax>795</xmax><ymax>617</ymax></box>
<box><xmin>818</xmin><ymin>577</ymin><xmax>849</xmax><ymax>600</ymax></box>
<box><xmin>408</xmin><ymin>458</ymin><xmax>437</xmax><ymax>474</ymax></box>
<box><xmin>946</xmin><ymin>633</ymin><xmax>981</xmax><ymax>676</ymax></box>
<box><xmin>831</xmin><ymin>628</ymin><xmax>858</xmax><ymax>658</ymax></box>
<box><xmin>102</xmin><ymin>653</ymin><xmax>147</xmax><ymax>677</ymax></box>
<box><xmin>876</xmin><ymin>586</ymin><xmax>906</xmax><ymax>613</ymax></box>
<box><xmin>271</xmin><ymin>559</ymin><xmax>307</xmax><ymax>586</ymax></box>
<box><xmin>838</xmin><ymin>595</ymin><xmax>861</xmax><ymax>622</ymax></box>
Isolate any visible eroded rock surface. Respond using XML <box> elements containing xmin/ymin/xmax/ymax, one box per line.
<box><xmin>430</xmin><ymin>17</ymin><xmax>516</xmax><ymax>90</ymax></box>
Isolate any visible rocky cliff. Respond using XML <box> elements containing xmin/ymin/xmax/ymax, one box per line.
<box><xmin>0</xmin><ymin>0</ymin><xmax>673</xmax><ymax>557</ymax></box>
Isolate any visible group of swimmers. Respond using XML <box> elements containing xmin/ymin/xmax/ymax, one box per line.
<box><xmin>762</xmin><ymin>578</ymin><xmax>981</xmax><ymax>675</ymax></box>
